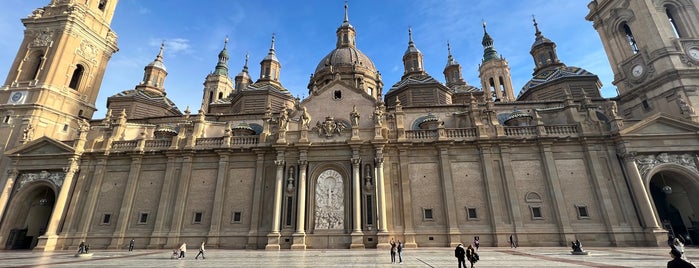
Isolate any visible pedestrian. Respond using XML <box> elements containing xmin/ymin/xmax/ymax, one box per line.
<box><xmin>78</xmin><ymin>241</ymin><xmax>86</xmax><ymax>254</ymax></box>
<box><xmin>178</xmin><ymin>242</ymin><xmax>187</xmax><ymax>259</ymax></box>
<box><xmin>195</xmin><ymin>241</ymin><xmax>206</xmax><ymax>260</ymax></box>
<box><xmin>474</xmin><ymin>236</ymin><xmax>480</xmax><ymax>251</ymax></box>
<box><xmin>667</xmin><ymin>248</ymin><xmax>696</xmax><ymax>268</ymax></box>
<box><xmin>673</xmin><ymin>237</ymin><xmax>686</xmax><ymax>257</ymax></box>
<box><xmin>455</xmin><ymin>243</ymin><xmax>467</xmax><ymax>268</ymax></box>
<box><xmin>128</xmin><ymin>239</ymin><xmax>134</xmax><ymax>252</ymax></box>
<box><xmin>390</xmin><ymin>239</ymin><xmax>397</xmax><ymax>264</ymax></box>
<box><xmin>397</xmin><ymin>240</ymin><xmax>403</xmax><ymax>264</ymax></box>
<box><xmin>466</xmin><ymin>244</ymin><xmax>479</xmax><ymax>268</ymax></box>
<box><xmin>509</xmin><ymin>234</ymin><xmax>517</xmax><ymax>248</ymax></box>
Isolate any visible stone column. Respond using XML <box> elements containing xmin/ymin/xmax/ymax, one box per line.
<box><xmin>109</xmin><ymin>154</ymin><xmax>143</xmax><ymax>249</ymax></box>
<box><xmin>581</xmin><ymin>143</ymin><xmax>620</xmax><ymax>245</ymax></box>
<box><xmin>622</xmin><ymin>153</ymin><xmax>661</xmax><ymax>229</ymax></box>
<box><xmin>148</xmin><ymin>156</ymin><xmax>178</xmax><ymax>248</ymax></box>
<box><xmin>539</xmin><ymin>142</ymin><xmax>573</xmax><ymax>244</ymax></box>
<box><xmin>437</xmin><ymin>146</ymin><xmax>461</xmax><ymax>247</ymax></box>
<box><xmin>0</xmin><ymin>169</ymin><xmax>18</xmax><ymax>219</ymax></box>
<box><xmin>166</xmin><ymin>154</ymin><xmax>193</xmax><ymax>248</ymax></box>
<box><xmin>621</xmin><ymin>153</ymin><xmax>666</xmax><ymax>246</ymax></box>
<box><xmin>265</xmin><ymin>157</ymin><xmax>285</xmax><ymax>250</ymax></box>
<box><xmin>478</xmin><ymin>145</ymin><xmax>505</xmax><ymax>246</ymax></box>
<box><xmin>398</xmin><ymin>148</ymin><xmax>417</xmax><ymax>248</ymax></box>
<box><xmin>0</xmin><ymin>168</ymin><xmax>18</xmax><ymax>242</ymax></box>
<box><xmin>350</xmin><ymin>157</ymin><xmax>365</xmax><ymax>249</ymax></box>
<box><xmin>499</xmin><ymin>145</ymin><xmax>524</xmax><ymax>241</ymax></box>
<box><xmin>35</xmin><ymin>157</ymin><xmax>80</xmax><ymax>251</ymax></box>
<box><xmin>207</xmin><ymin>153</ymin><xmax>230</xmax><ymax>247</ymax></box>
<box><xmin>246</xmin><ymin>152</ymin><xmax>266</xmax><ymax>249</ymax></box>
<box><xmin>374</xmin><ymin>146</ymin><xmax>389</xmax><ymax>249</ymax></box>
<box><xmin>291</xmin><ymin>158</ymin><xmax>308</xmax><ymax>250</ymax></box>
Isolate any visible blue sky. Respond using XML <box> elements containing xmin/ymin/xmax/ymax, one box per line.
<box><xmin>0</xmin><ymin>0</ymin><xmax>614</xmax><ymax>118</ymax></box>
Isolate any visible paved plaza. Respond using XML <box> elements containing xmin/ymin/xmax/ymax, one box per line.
<box><xmin>0</xmin><ymin>246</ymin><xmax>695</xmax><ymax>267</ymax></box>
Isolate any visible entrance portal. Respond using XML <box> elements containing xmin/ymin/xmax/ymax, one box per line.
<box><xmin>4</xmin><ymin>186</ymin><xmax>55</xmax><ymax>249</ymax></box>
<box><xmin>650</xmin><ymin>171</ymin><xmax>699</xmax><ymax>245</ymax></box>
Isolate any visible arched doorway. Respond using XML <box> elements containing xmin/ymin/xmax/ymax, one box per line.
<box><xmin>649</xmin><ymin>170</ymin><xmax>699</xmax><ymax>245</ymax></box>
<box><xmin>4</xmin><ymin>185</ymin><xmax>55</xmax><ymax>249</ymax></box>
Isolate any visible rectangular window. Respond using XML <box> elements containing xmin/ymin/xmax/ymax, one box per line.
<box><xmin>3</xmin><ymin>116</ymin><xmax>10</xmax><ymax>124</ymax></box>
<box><xmin>530</xmin><ymin>206</ymin><xmax>543</xmax><ymax>220</ymax></box>
<box><xmin>193</xmin><ymin>212</ymin><xmax>203</xmax><ymax>224</ymax></box>
<box><xmin>576</xmin><ymin>205</ymin><xmax>590</xmax><ymax>219</ymax></box>
<box><xmin>423</xmin><ymin>208</ymin><xmax>434</xmax><ymax>221</ymax></box>
<box><xmin>63</xmin><ymin>124</ymin><xmax>69</xmax><ymax>132</ymax></box>
<box><xmin>366</xmin><ymin>195</ymin><xmax>373</xmax><ymax>226</ymax></box>
<box><xmin>101</xmin><ymin>213</ymin><xmax>112</xmax><ymax>225</ymax></box>
<box><xmin>285</xmin><ymin>196</ymin><xmax>293</xmax><ymax>227</ymax></box>
<box><xmin>138</xmin><ymin>212</ymin><xmax>148</xmax><ymax>224</ymax></box>
<box><xmin>466</xmin><ymin>207</ymin><xmax>478</xmax><ymax>220</ymax></box>
<box><xmin>232</xmin><ymin>211</ymin><xmax>242</xmax><ymax>223</ymax></box>
<box><xmin>642</xmin><ymin>99</ymin><xmax>651</xmax><ymax>111</ymax></box>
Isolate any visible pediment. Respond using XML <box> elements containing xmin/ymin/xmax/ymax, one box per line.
<box><xmin>619</xmin><ymin>113</ymin><xmax>699</xmax><ymax>136</ymax></box>
<box><xmin>4</xmin><ymin>136</ymin><xmax>75</xmax><ymax>156</ymax></box>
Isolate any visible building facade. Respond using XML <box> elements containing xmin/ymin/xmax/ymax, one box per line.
<box><xmin>0</xmin><ymin>0</ymin><xmax>698</xmax><ymax>251</ymax></box>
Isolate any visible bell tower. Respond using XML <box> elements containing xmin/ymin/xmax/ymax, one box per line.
<box><xmin>587</xmin><ymin>0</ymin><xmax>699</xmax><ymax>121</ymax></box>
<box><xmin>0</xmin><ymin>0</ymin><xmax>119</xmax><ymax>147</ymax></box>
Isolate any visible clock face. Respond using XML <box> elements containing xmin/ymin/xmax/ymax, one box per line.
<box><xmin>631</xmin><ymin>65</ymin><xmax>644</xmax><ymax>78</ymax></box>
<box><xmin>11</xmin><ymin>92</ymin><xmax>22</xmax><ymax>102</ymax></box>
<box><xmin>689</xmin><ymin>48</ymin><xmax>699</xmax><ymax>60</ymax></box>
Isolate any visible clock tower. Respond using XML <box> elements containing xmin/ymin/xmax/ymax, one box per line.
<box><xmin>586</xmin><ymin>0</ymin><xmax>699</xmax><ymax>121</ymax></box>
<box><xmin>0</xmin><ymin>0</ymin><xmax>119</xmax><ymax>149</ymax></box>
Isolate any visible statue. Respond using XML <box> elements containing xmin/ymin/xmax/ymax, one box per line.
<box><xmin>350</xmin><ymin>105</ymin><xmax>360</xmax><ymax>127</ymax></box>
<box><xmin>78</xmin><ymin>118</ymin><xmax>90</xmax><ymax>134</ymax></box>
<box><xmin>278</xmin><ymin>108</ymin><xmax>289</xmax><ymax>131</ymax></box>
<box><xmin>22</xmin><ymin>124</ymin><xmax>34</xmax><ymax>141</ymax></box>
<box><xmin>300</xmin><ymin>106</ymin><xmax>311</xmax><ymax>130</ymax></box>
<box><xmin>373</xmin><ymin>105</ymin><xmax>384</xmax><ymax>127</ymax></box>
<box><xmin>677</xmin><ymin>97</ymin><xmax>695</xmax><ymax>116</ymax></box>
<box><xmin>606</xmin><ymin>100</ymin><xmax>618</xmax><ymax>118</ymax></box>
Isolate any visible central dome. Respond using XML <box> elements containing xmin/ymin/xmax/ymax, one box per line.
<box><xmin>314</xmin><ymin>46</ymin><xmax>377</xmax><ymax>75</ymax></box>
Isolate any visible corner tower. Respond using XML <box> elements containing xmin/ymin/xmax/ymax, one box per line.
<box><xmin>587</xmin><ymin>0</ymin><xmax>699</xmax><ymax>120</ymax></box>
<box><xmin>0</xmin><ymin>0</ymin><xmax>119</xmax><ymax>144</ymax></box>
<box><xmin>478</xmin><ymin>22</ymin><xmax>514</xmax><ymax>102</ymax></box>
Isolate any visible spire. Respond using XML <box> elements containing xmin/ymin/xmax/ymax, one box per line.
<box><xmin>344</xmin><ymin>0</ymin><xmax>349</xmax><ymax>24</ymax></box>
<box><xmin>155</xmin><ymin>41</ymin><xmax>164</xmax><ymax>62</ymax></box>
<box><xmin>446</xmin><ymin>41</ymin><xmax>458</xmax><ymax>67</ymax></box>
<box><xmin>213</xmin><ymin>36</ymin><xmax>229</xmax><ymax>76</ymax></box>
<box><xmin>243</xmin><ymin>52</ymin><xmax>249</xmax><ymax>72</ymax></box>
<box><xmin>235</xmin><ymin>52</ymin><xmax>253</xmax><ymax>91</ymax></box>
<box><xmin>481</xmin><ymin>21</ymin><xmax>499</xmax><ymax>62</ymax></box>
<box><xmin>146</xmin><ymin>41</ymin><xmax>167</xmax><ymax>71</ymax></box>
<box><xmin>444</xmin><ymin>41</ymin><xmax>465</xmax><ymax>87</ymax></box>
<box><xmin>138</xmin><ymin>41</ymin><xmax>168</xmax><ymax>92</ymax></box>
<box><xmin>402</xmin><ymin>27</ymin><xmax>425</xmax><ymax>78</ymax></box>
<box><xmin>263</xmin><ymin>33</ymin><xmax>279</xmax><ymax>62</ymax></box>
<box><xmin>529</xmin><ymin>15</ymin><xmax>563</xmax><ymax>74</ymax></box>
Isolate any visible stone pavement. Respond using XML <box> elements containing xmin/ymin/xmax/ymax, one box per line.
<box><xmin>0</xmin><ymin>246</ymin><xmax>695</xmax><ymax>267</ymax></box>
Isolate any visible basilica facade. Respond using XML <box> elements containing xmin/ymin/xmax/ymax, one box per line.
<box><xmin>0</xmin><ymin>0</ymin><xmax>698</xmax><ymax>251</ymax></box>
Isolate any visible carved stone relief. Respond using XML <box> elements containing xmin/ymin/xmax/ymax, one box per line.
<box><xmin>30</xmin><ymin>30</ymin><xmax>53</xmax><ymax>47</ymax></box>
<box><xmin>314</xmin><ymin>169</ymin><xmax>344</xmax><ymax>229</ymax></box>
<box><xmin>634</xmin><ymin>152</ymin><xmax>698</xmax><ymax>178</ymax></box>
<box><xmin>16</xmin><ymin>171</ymin><xmax>65</xmax><ymax>192</ymax></box>
<box><xmin>77</xmin><ymin>40</ymin><xmax>99</xmax><ymax>64</ymax></box>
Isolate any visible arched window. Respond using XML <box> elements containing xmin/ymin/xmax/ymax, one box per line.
<box><xmin>489</xmin><ymin>77</ymin><xmax>496</xmax><ymax>92</ymax></box>
<box><xmin>622</xmin><ymin>23</ymin><xmax>639</xmax><ymax>54</ymax></box>
<box><xmin>666</xmin><ymin>6</ymin><xmax>683</xmax><ymax>38</ymax></box>
<box><xmin>217</xmin><ymin>92</ymin><xmax>223</xmax><ymax>100</ymax></box>
<box><xmin>208</xmin><ymin>91</ymin><xmax>213</xmax><ymax>104</ymax></box>
<box><xmin>69</xmin><ymin>64</ymin><xmax>84</xmax><ymax>90</ymax></box>
<box><xmin>19</xmin><ymin>53</ymin><xmax>43</xmax><ymax>81</ymax></box>
<box><xmin>499</xmin><ymin>76</ymin><xmax>505</xmax><ymax>92</ymax></box>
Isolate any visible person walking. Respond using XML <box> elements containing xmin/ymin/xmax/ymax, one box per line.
<box><xmin>466</xmin><ymin>244</ymin><xmax>478</xmax><ymax>268</ymax></box>
<box><xmin>195</xmin><ymin>241</ymin><xmax>206</xmax><ymax>260</ymax></box>
<box><xmin>178</xmin><ymin>242</ymin><xmax>187</xmax><ymax>259</ymax></box>
<box><xmin>667</xmin><ymin>248</ymin><xmax>696</xmax><ymax>268</ymax></box>
<box><xmin>397</xmin><ymin>240</ymin><xmax>403</xmax><ymax>264</ymax></box>
<box><xmin>455</xmin><ymin>243</ymin><xmax>467</xmax><ymax>268</ymax></box>
<box><xmin>474</xmin><ymin>236</ymin><xmax>480</xmax><ymax>251</ymax></box>
<box><xmin>128</xmin><ymin>239</ymin><xmax>134</xmax><ymax>252</ymax></box>
<box><xmin>509</xmin><ymin>234</ymin><xmax>517</xmax><ymax>248</ymax></box>
<box><xmin>389</xmin><ymin>239</ymin><xmax>397</xmax><ymax>264</ymax></box>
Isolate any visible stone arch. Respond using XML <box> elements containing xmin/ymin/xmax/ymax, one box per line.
<box><xmin>645</xmin><ymin>163</ymin><xmax>699</xmax><ymax>244</ymax></box>
<box><xmin>307</xmin><ymin>163</ymin><xmax>351</xmax><ymax>234</ymax></box>
<box><xmin>0</xmin><ymin>181</ymin><xmax>57</xmax><ymax>250</ymax></box>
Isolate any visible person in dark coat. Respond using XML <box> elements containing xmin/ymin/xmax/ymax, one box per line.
<box><xmin>455</xmin><ymin>243</ymin><xmax>467</xmax><ymax>268</ymax></box>
<box><xmin>668</xmin><ymin>248</ymin><xmax>696</xmax><ymax>268</ymax></box>
<box><xmin>128</xmin><ymin>239</ymin><xmax>134</xmax><ymax>252</ymax></box>
<box><xmin>389</xmin><ymin>239</ymin><xmax>397</xmax><ymax>264</ymax></box>
<box><xmin>397</xmin><ymin>240</ymin><xmax>403</xmax><ymax>264</ymax></box>
<box><xmin>466</xmin><ymin>244</ymin><xmax>478</xmax><ymax>268</ymax></box>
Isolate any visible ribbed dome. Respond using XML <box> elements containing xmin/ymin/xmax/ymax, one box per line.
<box><xmin>314</xmin><ymin>46</ymin><xmax>377</xmax><ymax>75</ymax></box>
<box><xmin>147</xmin><ymin>60</ymin><xmax>166</xmax><ymax>71</ymax></box>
